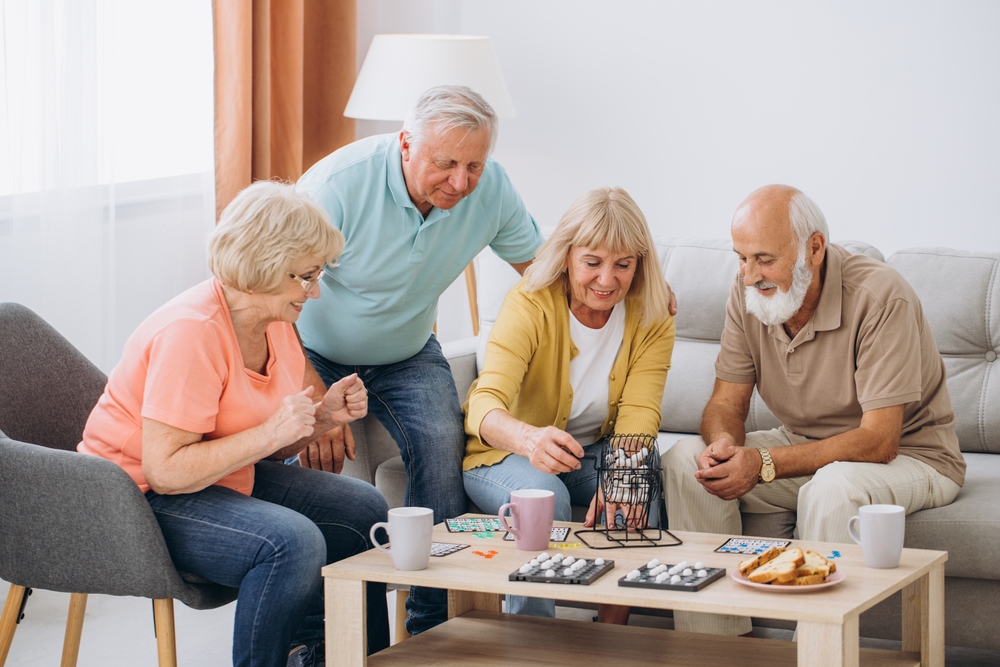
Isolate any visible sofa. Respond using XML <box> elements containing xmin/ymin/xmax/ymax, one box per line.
<box><xmin>343</xmin><ymin>237</ymin><xmax>1000</xmax><ymax>651</ymax></box>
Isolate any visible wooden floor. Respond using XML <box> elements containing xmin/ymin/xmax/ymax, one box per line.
<box><xmin>369</xmin><ymin>611</ymin><xmax>921</xmax><ymax>667</ymax></box>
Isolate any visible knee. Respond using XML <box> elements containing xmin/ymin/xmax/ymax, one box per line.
<box><xmin>273</xmin><ymin>515</ymin><xmax>328</xmax><ymax>570</ymax></box>
<box><xmin>553</xmin><ymin>486</ymin><xmax>573</xmax><ymax>523</ymax></box>
<box><xmin>798</xmin><ymin>462</ymin><xmax>866</xmax><ymax>512</ymax></box>
<box><xmin>357</xmin><ymin>485</ymin><xmax>390</xmax><ymax>534</ymax></box>
<box><xmin>662</xmin><ymin>436</ymin><xmax>706</xmax><ymax>475</ymax></box>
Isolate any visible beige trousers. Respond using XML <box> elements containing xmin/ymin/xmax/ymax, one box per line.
<box><xmin>661</xmin><ymin>428</ymin><xmax>961</xmax><ymax>636</ymax></box>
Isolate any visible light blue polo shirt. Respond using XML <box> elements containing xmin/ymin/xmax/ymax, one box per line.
<box><xmin>295</xmin><ymin>133</ymin><xmax>542</xmax><ymax>366</ymax></box>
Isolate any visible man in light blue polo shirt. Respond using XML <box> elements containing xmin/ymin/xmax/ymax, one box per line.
<box><xmin>295</xmin><ymin>86</ymin><xmax>542</xmax><ymax>636</ymax></box>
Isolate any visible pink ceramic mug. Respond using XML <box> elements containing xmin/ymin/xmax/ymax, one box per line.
<box><xmin>498</xmin><ymin>489</ymin><xmax>555</xmax><ymax>551</ymax></box>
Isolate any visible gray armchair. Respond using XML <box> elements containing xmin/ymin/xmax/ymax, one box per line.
<box><xmin>0</xmin><ymin>303</ymin><xmax>238</xmax><ymax>667</ymax></box>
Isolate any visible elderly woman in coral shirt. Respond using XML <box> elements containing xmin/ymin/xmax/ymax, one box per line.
<box><xmin>463</xmin><ymin>187</ymin><xmax>676</xmax><ymax>620</ymax></box>
<box><xmin>79</xmin><ymin>181</ymin><xmax>388</xmax><ymax>667</ymax></box>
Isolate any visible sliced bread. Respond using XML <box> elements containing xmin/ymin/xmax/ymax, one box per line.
<box><xmin>737</xmin><ymin>545</ymin><xmax>784</xmax><ymax>577</ymax></box>
<box><xmin>747</xmin><ymin>547</ymin><xmax>805</xmax><ymax>584</ymax></box>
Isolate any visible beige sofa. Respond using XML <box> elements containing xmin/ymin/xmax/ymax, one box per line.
<box><xmin>343</xmin><ymin>238</ymin><xmax>1000</xmax><ymax>651</ymax></box>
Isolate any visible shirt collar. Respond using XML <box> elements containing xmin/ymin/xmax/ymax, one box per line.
<box><xmin>386</xmin><ymin>138</ymin><xmax>416</xmax><ymax>211</ymax></box>
<box><xmin>811</xmin><ymin>243</ymin><xmax>843</xmax><ymax>333</ymax></box>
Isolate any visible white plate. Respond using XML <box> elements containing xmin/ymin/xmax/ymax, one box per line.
<box><xmin>730</xmin><ymin>568</ymin><xmax>845</xmax><ymax>592</ymax></box>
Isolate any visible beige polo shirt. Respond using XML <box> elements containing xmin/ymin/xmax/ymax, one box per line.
<box><xmin>716</xmin><ymin>243</ymin><xmax>966</xmax><ymax>486</ymax></box>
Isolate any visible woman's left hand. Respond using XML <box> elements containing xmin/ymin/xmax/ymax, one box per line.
<box><xmin>319</xmin><ymin>373</ymin><xmax>368</xmax><ymax>425</ymax></box>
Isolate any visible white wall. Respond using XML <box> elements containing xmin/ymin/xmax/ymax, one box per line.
<box><xmin>358</xmin><ymin>1</ymin><xmax>1000</xmax><ymax>341</ymax></box>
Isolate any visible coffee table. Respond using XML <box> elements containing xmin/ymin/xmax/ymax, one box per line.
<box><xmin>322</xmin><ymin>516</ymin><xmax>946</xmax><ymax>667</ymax></box>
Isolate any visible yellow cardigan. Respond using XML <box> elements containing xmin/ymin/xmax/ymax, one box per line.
<box><xmin>463</xmin><ymin>279</ymin><xmax>676</xmax><ymax>471</ymax></box>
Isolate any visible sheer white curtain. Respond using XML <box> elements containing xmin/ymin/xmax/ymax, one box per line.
<box><xmin>0</xmin><ymin>0</ymin><xmax>215</xmax><ymax>373</ymax></box>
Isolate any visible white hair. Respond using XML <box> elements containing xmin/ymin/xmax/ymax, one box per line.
<box><xmin>402</xmin><ymin>85</ymin><xmax>498</xmax><ymax>154</ymax></box>
<box><xmin>788</xmin><ymin>191</ymin><xmax>829</xmax><ymax>247</ymax></box>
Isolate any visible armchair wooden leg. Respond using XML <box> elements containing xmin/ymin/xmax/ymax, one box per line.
<box><xmin>0</xmin><ymin>584</ymin><xmax>28</xmax><ymax>666</ymax></box>
<box><xmin>59</xmin><ymin>593</ymin><xmax>88</xmax><ymax>667</ymax></box>
<box><xmin>152</xmin><ymin>599</ymin><xmax>177</xmax><ymax>667</ymax></box>
<box><xmin>393</xmin><ymin>588</ymin><xmax>411</xmax><ymax>644</ymax></box>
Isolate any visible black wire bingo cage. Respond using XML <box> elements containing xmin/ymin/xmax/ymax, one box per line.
<box><xmin>575</xmin><ymin>434</ymin><xmax>681</xmax><ymax>549</ymax></box>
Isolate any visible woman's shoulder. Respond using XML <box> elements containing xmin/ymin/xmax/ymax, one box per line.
<box><xmin>129</xmin><ymin>280</ymin><xmax>232</xmax><ymax>351</ymax></box>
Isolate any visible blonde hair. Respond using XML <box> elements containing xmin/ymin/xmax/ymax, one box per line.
<box><xmin>523</xmin><ymin>187</ymin><xmax>670</xmax><ymax>326</ymax></box>
<box><xmin>208</xmin><ymin>181</ymin><xmax>344</xmax><ymax>293</ymax></box>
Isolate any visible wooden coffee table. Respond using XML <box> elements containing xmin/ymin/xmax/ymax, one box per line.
<box><xmin>322</xmin><ymin>516</ymin><xmax>946</xmax><ymax>667</ymax></box>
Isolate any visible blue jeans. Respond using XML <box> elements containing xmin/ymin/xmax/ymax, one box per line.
<box><xmin>146</xmin><ymin>461</ymin><xmax>389</xmax><ymax>667</ymax></box>
<box><xmin>463</xmin><ymin>442</ymin><xmax>604</xmax><ymax>617</ymax></box>
<box><xmin>306</xmin><ymin>334</ymin><xmax>466</xmax><ymax>635</ymax></box>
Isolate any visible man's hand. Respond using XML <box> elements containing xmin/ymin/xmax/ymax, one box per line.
<box><xmin>693</xmin><ymin>441</ymin><xmax>762</xmax><ymax>500</ymax></box>
<box><xmin>665</xmin><ymin>280</ymin><xmax>678</xmax><ymax>316</ymax></box>
<box><xmin>298</xmin><ymin>423</ymin><xmax>356</xmax><ymax>473</ymax></box>
<box><xmin>522</xmin><ymin>426</ymin><xmax>584</xmax><ymax>474</ymax></box>
<box><xmin>318</xmin><ymin>373</ymin><xmax>368</xmax><ymax>425</ymax></box>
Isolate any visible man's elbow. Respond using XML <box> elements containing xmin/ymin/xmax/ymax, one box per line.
<box><xmin>875</xmin><ymin>436</ymin><xmax>900</xmax><ymax>464</ymax></box>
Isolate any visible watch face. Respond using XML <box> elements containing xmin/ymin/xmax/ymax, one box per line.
<box><xmin>761</xmin><ymin>467</ymin><xmax>776</xmax><ymax>483</ymax></box>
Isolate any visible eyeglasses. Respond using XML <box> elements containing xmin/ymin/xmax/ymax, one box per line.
<box><xmin>288</xmin><ymin>269</ymin><xmax>325</xmax><ymax>292</ymax></box>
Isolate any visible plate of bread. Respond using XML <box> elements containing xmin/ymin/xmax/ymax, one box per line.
<box><xmin>730</xmin><ymin>546</ymin><xmax>844</xmax><ymax>592</ymax></box>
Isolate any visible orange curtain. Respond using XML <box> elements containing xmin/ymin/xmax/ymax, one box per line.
<box><xmin>213</xmin><ymin>0</ymin><xmax>356</xmax><ymax>219</ymax></box>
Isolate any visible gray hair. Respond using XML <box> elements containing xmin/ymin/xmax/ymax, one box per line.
<box><xmin>209</xmin><ymin>181</ymin><xmax>343</xmax><ymax>293</ymax></box>
<box><xmin>788</xmin><ymin>190</ymin><xmax>829</xmax><ymax>249</ymax></box>
<box><xmin>402</xmin><ymin>85</ymin><xmax>498</xmax><ymax>154</ymax></box>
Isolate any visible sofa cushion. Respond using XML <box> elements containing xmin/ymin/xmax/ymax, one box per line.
<box><xmin>888</xmin><ymin>248</ymin><xmax>1000</xmax><ymax>454</ymax></box>
<box><xmin>901</xmin><ymin>452</ymin><xmax>1000</xmax><ymax>580</ymax></box>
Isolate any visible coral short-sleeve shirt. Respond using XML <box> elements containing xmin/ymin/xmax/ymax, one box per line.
<box><xmin>78</xmin><ymin>278</ymin><xmax>306</xmax><ymax>495</ymax></box>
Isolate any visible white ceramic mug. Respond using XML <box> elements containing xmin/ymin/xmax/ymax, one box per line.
<box><xmin>498</xmin><ymin>489</ymin><xmax>555</xmax><ymax>551</ymax></box>
<box><xmin>847</xmin><ymin>504</ymin><xmax>906</xmax><ymax>568</ymax></box>
<box><xmin>370</xmin><ymin>507</ymin><xmax>433</xmax><ymax>571</ymax></box>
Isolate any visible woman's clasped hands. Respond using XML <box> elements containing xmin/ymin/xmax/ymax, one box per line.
<box><xmin>264</xmin><ymin>373</ymin><xmax>368</xmax><ymax>448</ymax></box>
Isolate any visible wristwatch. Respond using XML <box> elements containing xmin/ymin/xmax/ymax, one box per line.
<box><xmin>758</xmin><ymin>448</ymin><xmax>776</xmax><ymax>483</ymax></box>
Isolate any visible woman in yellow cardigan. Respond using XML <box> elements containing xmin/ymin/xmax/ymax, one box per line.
<box><xmin>463</xmin><ymin>187</ymin><xmax>675</xmax><ymax>619</ymax></box>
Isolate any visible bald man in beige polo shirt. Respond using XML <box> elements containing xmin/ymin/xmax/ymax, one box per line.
<box><xmin>663</xmin><ymin>184</ymin><xmax>965</xmax><ymax>636</ymax></box>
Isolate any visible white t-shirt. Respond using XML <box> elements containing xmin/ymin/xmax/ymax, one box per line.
<box><xmin>566</xmin><ymin>301</ymin><xmax>625</xmax><ymax>445</ymax></box>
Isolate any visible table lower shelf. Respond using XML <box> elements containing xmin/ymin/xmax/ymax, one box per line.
<box><xmin>367</xmin><ymin>611</ymin><xmax>920</xmax><ymax>667</ymax></box>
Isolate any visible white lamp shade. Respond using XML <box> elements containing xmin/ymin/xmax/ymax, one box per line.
<box><xmin>344</xmin><ymin>34</ymin><xmax>515</xmax><ymax>121</ymax></box>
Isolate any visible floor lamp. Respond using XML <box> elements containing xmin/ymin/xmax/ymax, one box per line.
<box><xmin>344</xmin><ymin>34</ymin><xmax>517</xmax><ymax>337</ymax></box>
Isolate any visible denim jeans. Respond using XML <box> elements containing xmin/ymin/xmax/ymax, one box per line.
<box><xmin>306</xmin><ymin>334</ymin><xmax>466</xmax><ymax>635</ymax></box>
<box><xmin>463</xmin><ymin>442</ymin><xmax>604</xmax><ymax>617</ymax></box>
<box><xmin>146</xmin><ymin>461</ymin><xmax>389</xmax><ymax>667</ymax></box>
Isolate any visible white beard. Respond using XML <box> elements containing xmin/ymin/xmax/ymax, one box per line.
<box><xmin>744</xmin><ymin>251</ymin><xmax>813</xmax><ymax>326</ymax></box>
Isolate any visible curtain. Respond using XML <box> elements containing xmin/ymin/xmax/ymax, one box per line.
<box><xmin>0</xmin><ymin>1</ymin><xmax>216</xmax><ymax>373</ymax></box>
<box><xmin>213</xmin><ymin>0</ymin><xmax>356</xmax><ymax>218</ymax></box>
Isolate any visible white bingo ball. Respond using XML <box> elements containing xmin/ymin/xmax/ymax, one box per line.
<box><xmin>668</xmin><ymin>565</ymin><xmax>681</xmax><ymax>575</ymax></box>
<box><xmin>653</xmin><ymin>565</ymin><xmax>668</xmax><ymax>576</ymax></box>
<box><xmin>545</xmin><ymin>569</ymin><xmax>555</xmax><ymax>577</ymax></box>
<box><xmin>647</xmin><ymin>558</ymin><xmax>661</xmax><ymax>569</ymax></box>
<box><xmin>682</xmin><ymin>568</ymin><xmax>693</xmax><ymax>577</ymax></box>
<box><xmin>627</xmin><ymin>569</ymin><xmax>641</xmax><ymax>580</ymax></box>
<box><xmin>519</xmin><ymin>564</ymin><xmax>532</xmax><ymax>573</ymax></box>
<box><xmin>538</xmin><ymin>552</ymin><xmax>550</xmax><ymax>561</ymax></box>
<box><xmin>698</xmin><ymin>569</ymin><xmax>708</xmax><ymax>578</ymax></box>
<box><xmin>694</xmin><ymin>562</ymin><xmax>704</xmax><ymax>570</ymax></box>
<box><xmin>563</xmin><ymin>568</ymin><xmax>573</xmax><ymax>576</ymax></box>
<box><xmin>574</xmin><ymin>560</ymin><xmax>587</xmax><ymax>570</ymax></box>
<box><xmin>655</xmin><ymin>573</ymin><xmax>668</xmax><ymax>583</ymax></box>
<box><xmin>670</xmin><ymin>575</ymin><xmax>681</xmax><ymax>584</ymax></box>
<box><xmin>563</xmin><ymin>556</ymin><xmax>575</xmax><ymax>566</ymax></box>
<box><xmin>542</xmin><ymin>560</ymin><xmax>554</xmax><ymax>569</ymax></box>
<box><xmin>552</xmin><ymin>554</ymin><xmax>564</xmax><ymax>562</ymax></box>
<box><xmin>595</xmin><ymin>558</ymin><xmax>605</xmax><ymax>565</ymax></box>
<box><xmin>676</xmin><ymin>560</ymin><xmax>689</xmax><ymax>570</ymax></box>
<box><xmin>530</xmin><ymin>559</ymin><xmax>539</xmax><ymax>566</ymax></box>
<box><xmin>640</xmin><ymin>446</ymin><xmax>649</xmax><ymax>459</ymax></box>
